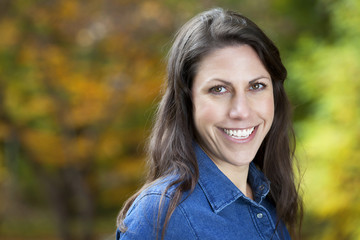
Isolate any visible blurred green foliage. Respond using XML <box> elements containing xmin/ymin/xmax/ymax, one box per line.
<box><xmin>0</xmin><ymin>0</ymin><xmax>359</xmax><ymax>239</ymax></box>
<box><xmin>286</xmin><ymin>1</ymin><xmax>360</xmax><ymax>239</ymax></box>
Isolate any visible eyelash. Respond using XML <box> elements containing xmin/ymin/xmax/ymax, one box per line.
<box><xmin>209</xmin><ymin>85</ymin><xmax>227</xmax><ymax>94</ymax></box>
<box><xmin>209</xmin><ymin>82</ymin><xmax>267</xmax><ymax>95</ymax></box>
<box><xmin>250</xmin><ymin>82</ymin><xmax>267</xmax><ymax>91</ymax></box>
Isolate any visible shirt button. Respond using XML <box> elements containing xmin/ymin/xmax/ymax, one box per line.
<box><xmin>256</xmin><ymin>213</ymin><xmax>263</xmax><ymax>219</ymax></box>
<box><xmin>259</xmin><ymin>185</ymin><xmax>265</xmax><ymax>191</ymax></box>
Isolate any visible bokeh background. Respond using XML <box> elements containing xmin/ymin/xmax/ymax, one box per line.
<box><xmin>0</xmin><ymin>0</ymin><xmax>359</xmax><ymax>239</ymax></box>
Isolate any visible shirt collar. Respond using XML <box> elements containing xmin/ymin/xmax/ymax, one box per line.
<box><xmin>194</xmin><ymin>143</ymin><xmax>270</xmax><ymax>213</ymax></box>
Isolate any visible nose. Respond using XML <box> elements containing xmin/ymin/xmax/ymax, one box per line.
<box><xmin>229</xmin><ymin>94</ymin><xmax>251</xmax><ymax>119</ymax></box>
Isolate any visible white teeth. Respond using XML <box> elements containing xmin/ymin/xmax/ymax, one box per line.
<box><xmin>223</xmin><ymin>127</ymin><xmax>254</xmax><ymax>139</ymax></box>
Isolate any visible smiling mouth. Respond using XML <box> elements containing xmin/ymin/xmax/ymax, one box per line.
<box><xmin>223</xmin><ymin>127</ymin><xmax>255</xmax><ymax>139</ymax></box>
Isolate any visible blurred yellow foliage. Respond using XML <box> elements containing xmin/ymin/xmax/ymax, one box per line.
<box><xmin>0</xmin><ymin>18</ymin><xmax>19</xmax><ymax>48</ymax></box>
<box><xmin>22</xmin><ymin>129</ymin><xmax>66</xmax><ymax>165</ymax></box>
<box><xmin>58</xmin><ymin>0</ymin><xmax>79</xmax><ymax>19</ymax></box>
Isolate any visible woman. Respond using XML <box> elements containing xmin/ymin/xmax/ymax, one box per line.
<box><xmin>116</xmin><ymin>8</ymin><xmax>303</xmax><ymax>240</ymax></box>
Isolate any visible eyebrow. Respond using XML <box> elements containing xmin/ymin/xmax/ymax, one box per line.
<box><xmin>249</xmin><ymin>76</ymin><xmax>271</xmax><ymax>84</ymax></box>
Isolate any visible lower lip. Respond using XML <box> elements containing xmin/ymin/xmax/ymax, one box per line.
<box><xmin>219</xmin><ymin>126</ymin><xmax>258</xmax><ymax>143</ymax></box>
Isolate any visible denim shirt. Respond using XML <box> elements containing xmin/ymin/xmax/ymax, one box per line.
<box><xmin>116</xmin><ymin>144</ymin><xmax>291</xmax><ymax>240</ymax></box>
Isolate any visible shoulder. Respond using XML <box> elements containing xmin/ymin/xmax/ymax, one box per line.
<box><xmin>117</xmin><ymin>176</ymin><xmax>198</xmax><ymax>240</ymax></box>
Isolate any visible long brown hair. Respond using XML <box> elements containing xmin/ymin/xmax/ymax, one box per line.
<box><xmin>117</xmin><ymin>8</ymin><xmax>303</xmax><ymax>239</ymax></box>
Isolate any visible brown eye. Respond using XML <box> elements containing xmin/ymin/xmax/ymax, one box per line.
<box><xmin>214</xmin><ymin>86</ymin><xmax>223</xmax><ymax>92</ymax></box>
<box><xmin>210</xmin><ymin>86</ymin><xmax>227</xmax><ymax>94</ymax></box>
<box><xmin>250</xmin><ymin>82</ymin><xmax>265</xmax><ymax>91</ymax></box>
<box><xmin>252</xmin><ymin>83</ymin><xmax>260</xmax><ymax>89</ymax></box>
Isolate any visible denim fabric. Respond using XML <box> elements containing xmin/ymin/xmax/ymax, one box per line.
<box><xmin>116</xmin><ymin>144</ymin><xmax>291</xmax><ymax>240</ymax></box>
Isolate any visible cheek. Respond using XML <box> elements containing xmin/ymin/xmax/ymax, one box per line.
<box><xmin>262</xmin><ymin>95</ymin><xmax>275</xmax><ymax>127</ymax></box>
<box><xmin>193</xmin><ymin>98</ymin><xmax>221</xmax><ymax>127</ymax></box>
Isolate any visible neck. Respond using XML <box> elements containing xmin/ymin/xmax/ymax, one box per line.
<box><xmin>197</xmin><ymin>143</ymin><xmax>254</xmax><ymax>199</ymax></box>
<box><xmin>214</xmin><ymin>162</ymin><xmax>253</xmax><ymax>199</ymax></box>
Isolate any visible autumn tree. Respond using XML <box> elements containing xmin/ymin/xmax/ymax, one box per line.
<box><xmin>1</xmin><ymin>0</ymin><xmax>358</xmax><ymax>239</ymax></box>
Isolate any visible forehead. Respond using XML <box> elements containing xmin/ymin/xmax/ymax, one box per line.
<box><xmin>194</xmin><ymin>45</ymin><xmax>270</xmax><ymax>84</ymax></box>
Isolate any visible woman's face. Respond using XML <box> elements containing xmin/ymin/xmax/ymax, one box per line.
<box><xmin>192</xmin><ymin>45</ymin><xmax>274</xmax><ymax>170</ymax></box>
